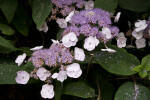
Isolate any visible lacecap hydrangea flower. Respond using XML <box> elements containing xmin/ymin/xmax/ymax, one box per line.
<box><xmin>66</xmin><ymin>63</ymin><xmax>82</xmax><ymax>78</ymax></box>
<box><xmin>40</xmin><ymin>84</ymin><xmax>55</xmax><ymax>99</ymax></box>
<box><xmin>15</xmin><ymin>71</ymin><xmax>30</xmax><ymax>84</ymax></box>
<box><xmin>15</xmin><ymin>53</ymin><xmax>26</xmax><ymax>66</ymax></box>
<box><xmin>62</xmin><ymin>8</ymin><xmax>119</xmax><ymax>45</ymax></box>
<box><xmin>29</xmin><ymin>43</ymin><xmax>73</xmax><ymax>67</ymax></box>
<box><xmin>36</xmin><ymin>67</ymin><xmax>51</xmax><ymax>81</ymax></box>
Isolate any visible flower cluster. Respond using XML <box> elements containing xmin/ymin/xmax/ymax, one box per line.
<box><xmin>61</xmin><ymin>8</ymin><xmax>119</xmax><ymax>51</ymax></box>
<box><xmin>14</xmin><ymin>1</ymin><xmax>123</xmax><ymax>99</ymax></box>
<box><xmin>29</xmin><ymin>43</ymin><xmax>73</xmax><ymax>67</ymax></box>
<box><xmin>51</xmin><ymin>0</ymin><xmax>87</xmax><ymax>20</ymax></box>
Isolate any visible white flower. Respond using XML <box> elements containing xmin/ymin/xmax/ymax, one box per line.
<box><xmin>135</xmin><ymin>20</ymin><xmax>148</xmax><ymax>32</ymax></box>
<box><xmin>39</xmin><ymin>22</ymin><xmax>48</xmax><ymax>33</ymax></box>
<box><xmin>74</xmin><ymin>47</ymin><xmax>85</xmax><ymax>61</ymax></box>
<box><xmin>114</xmin><ymin>12</ymin><xmax>121</xmax><ymax>23</ymax></box>
<box><xmin>84</xmin><ymin>36</ymin><xmax>99</xmax><ymax>51</ymax></box>
<box><xmin>15</xmin><ymin>53</ymin><xmax>26</xmax><ymax>66</ymax></box>
<box><xmin>54</xmin><ymin>70</ymin><xmax>67</xmax><ymax>82</ymax></box>
<box><xmin>117</xmin><ymin>37</ymin><xmax>127</xmax><ymax>48</ymax></box>
<box><xmin>15</xmin><ymin>71</ymin><xmax>30</xmax><ymax>84</ymax></box>
<box><xmin>135</xmin><ymin>38</ymin><xmax>146</xmax><ymax>49</ymax></box>
<box><xmin>118</xmin><ymin>32</ymin><xmax>125</xmax><ymax>37</ymax></box>
<box><xmin>51</xmin><ymin>73</ymin><xmax>58</xmax><ymax>79</ymax></box>
<box><xmin>85</xmin><ymin>0</ymin><xmax>94</xmax><ymax>10</ymax></box>
<box><xmin>40</xmin><ymin>84</ymin><xmax>54</xmax><ymax>99</ymax></box>
<box><xmin>30</xmin><ymin>46</ymin><xmax>43</xmax><ymax>51</ymax></box>
<box><xmin>132</xmin><ymin>30</ymin><xmax>143</xmax><ymax>39</ymax></box>
<box><xmin>66</xmin><ymin>63</ymin><xmax>82</xmax><ymax>78</ymax></box>
<box><xmin>65</xmin><ymin>10</ymin><xmax>75</xmax><ymax>22</ymax></box>
<box><xmin>36</xmin><ymin>67</ymin><xmax>51</xmax><ymax>81</ymax></box>
<box><xmin>101</xmin><ymin>48</ymin><xmax>116</xmax><ymax>53</ymax></box>
<box><xmin>117</xmin><ymin>32</ymin><xmax>127</xmax><ymax>48</ymax></box>
<box><xmin>101</xmin><ymin>27</ymin><xmax>112</xmax><ymax>39</ymax></box>
<box><xmin>51</xmin><ymin>39</ymin><xmax>59</xmax><ymax>44</ymax></box>
<box><xmin>62</xmin><ymin>32</ymin><xmax>78</xmax><ymax>47</ymax></box>
<box><xmin>56</xmin><ymin>18</ymin><xmax>67</xmax><ymax>28</ymax></box>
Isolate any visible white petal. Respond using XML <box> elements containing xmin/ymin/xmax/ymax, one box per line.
<box><xmin>74</xmin><ymin>47</ymin><xmax>85</xmax><ymax>61</ymax></box>
<box><xmin>101</xmin><ymin>48</ymin><xmax>116</xmax><ymax>53</ymax></box>
<box><xmin>132</xmin><ymin>31</ymin><xmax>143</xmax><ymax>39</ymax></box>
<box><xmin>114</xmin><ymin>12</ymin><xmax>121</xmax><ymax>23</ymax></box>
<box><xmin>30</xmin><ymin>46</ymin><xmax>43</xmax><ymax>51</ymax></box>
<box><xmin>135</xmin><ymin>38</ymin><xmax>146</xmax><ymax>49</ymax></box>
<box><xmin>15</xmin><ymin>53</ymin><xmax>26</xmax><ymax>66</ymax></box>
<box><xmin>56</xmin><ymin>18</ymin><xmax>67</xmax><ymax>28</ymax></box>
<box><xmin>65</xmin><ymin>10</ymin><xmax>75</xmax><ymax>22</ymax></box>
<box><xmin>52</xmin><ymin>73</ymin><xmax>58</xmax><ymax>79</ymax></box>
<box><xmin>51</xmin><ymin>39</ymin><xmax>59</xmax><ymax>44</ymax></box>
<box><xmin>39</xmin><ymin>22</ymin><xmax>48</xmax><ymax>33</ymax></box>
<box><xmin>15</xmin><ymin>71</ymin><xmax>30</xmax><ymax>84</ymax></box>
<box><xmin>135</xmin><ymin>20</ymin><xmax>146</xmax><ymax>27</ymax></box>
<box><xmin>85</xmin><ymin>0</ymin><xmax>94</xmax><ymax>10</ymax></box>
<box><xmin>102</xmin><ymin>27</ymin><xmax>112</xmax><ymax>39</ymax></box>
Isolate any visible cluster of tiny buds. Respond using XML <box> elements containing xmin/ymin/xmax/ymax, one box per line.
<box><xmin>50</xmin><ymin>0</ymin><xmax>93</xmax><ymax>20</ymax></box>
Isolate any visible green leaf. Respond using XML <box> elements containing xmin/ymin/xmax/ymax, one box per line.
<box><xmin>0</xmin><ymin>36</ymin><xmax>18</xmax><ymax>51</ymax></box>
<box><xmin>56</xmin><ymin>28</ymin><xmax>64</xmax><ymax>40</ymax></box>
<box><xmin>12</xmin><ymin>3</ymin><xmax>29</xmax><ymax>36</ymax></box>
<box><xmin>21</xmin><ymin>62</ymin><xmax>34</xmax><ymax>73</ymax></box>
<box><xmin>100</xmin><ymin>82</ymin><xmax>115</xmax><ymax>100</ymax></box>
<box><xmin>32</xmin><ymin>0</ymin><xmax>52</xmax><ymax>29</ymax></box>
<box><xmin>118</xmin><ymin>0</ymin><xmax>150</xmax><ymax>12</ymax></box>
<box><xmin>0</xmin><ymin>23</ymin><xmax>14</xmax><ymax>35</ymax></box>
<box><xmin>148</xmin><ymin>73</ymin><xmax>150</xmax><ymax>80</ymax></box>
<box><xmin>0</xmin><ymin>0</ymin><xmax>18</xmax><ymax>22</ymax></box>
<box><xmin>0</xmin><ymin>46</ymin><xmax>16</xmax><ymax>54</ymax></box>
<box><xmin>94</xmin><ymin>0</ymin><xmax>118</xmax><ymax>13</ymax></box>
<box><xmin>63</xmin><ymin>82</ymin><xmax>95</xmax><ymax>98</ymax></box>
<box><xmin>0</xmin><ymin>58</ymin><xmax>34</xmax><ymax>84</ymax></box>
<box><xmin>19</xmin><ymin>47</ymin><xmax>32</xmax><ymax>56</ymax></box>
<box><xmin>28</xmin><ymin>0</ymin><xmax>34</xmax><ymax>7</ymax></box>
<box><xmin>141</xmin><ymin>54</ymin><xmax>150</xmax><ymax>71</ymax></box>
<box><xmin>55</xmin><ymin>81</ymin><xmax>63</xmax><ymax>100</ymax></box>
<box><xmin>94</xmin><ymin>45</ymin><xmax>140</xmax><ymax>75</ymax></box>
<box><xmin>131</xmin><ymin>65</ymin><xmax>143</xmax><ymax>72</ymax></box>
<box><xmin>139</xmin><ymin>70</ymin><xmax>148</xmax><ymax>78</ymax></box>
<box><xmin>114</xmin><ymin>82</ymin><xmax>150</xmax><ymax>100</ymax></box>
